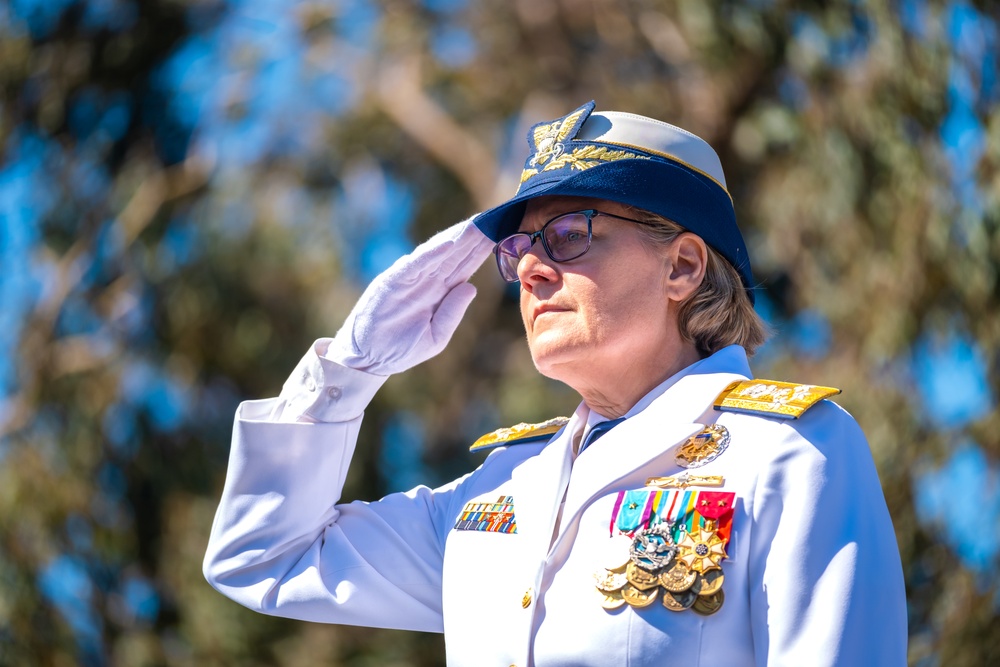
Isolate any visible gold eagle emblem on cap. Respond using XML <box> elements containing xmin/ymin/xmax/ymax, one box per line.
<box><xmin>528</xmin><ymin>107</ymin><xmax>587</xmax><ymax>168</ymax></box>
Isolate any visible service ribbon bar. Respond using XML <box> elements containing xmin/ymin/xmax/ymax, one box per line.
<box><xmin>453</xmin><ymin>495</ymin><xmax>518</xmax><ymax>533</ymax></box>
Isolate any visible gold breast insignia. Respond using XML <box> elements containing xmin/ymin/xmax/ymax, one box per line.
<box><xmin>646</xmin><ymin>472</ymin><xmax>725</xmax><ymax>489</ymax></box>
<box><xmin>674</xmin><ymin>424</ymin><xmax>730</xmax><ymax>469</ymax></box>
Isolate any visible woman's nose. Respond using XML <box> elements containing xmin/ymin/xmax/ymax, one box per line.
<box><xmin>517</xmin><ymin>243</ymin><xmax>558</xmax><ymax>291</ymax></box>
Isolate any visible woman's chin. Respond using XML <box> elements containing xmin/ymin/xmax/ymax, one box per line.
<box><xmin>529</xmin><ymin>343</ymin><xmax>589</xmax><ymax>382</ymax></box>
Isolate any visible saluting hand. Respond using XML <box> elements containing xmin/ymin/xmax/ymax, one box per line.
<box><xmin>327</xmin><ymin>217</ymin><xmax>494</xmax><ymax>375</ymax></box>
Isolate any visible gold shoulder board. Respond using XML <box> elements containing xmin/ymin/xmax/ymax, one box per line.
<box><xmin>470</xmin><ymin>417</ymin><xmax>570</xmax><ymax>453</ymax></box>
<box><xmin>713</xmin><ymin>380</ymin><xmax>841</xmax><ymax>420</ymax></box>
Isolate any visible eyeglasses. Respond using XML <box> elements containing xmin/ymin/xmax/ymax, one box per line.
<box><xmin>493</xmin><ymin>209</ymin><xmax>651</xmax><ymax>282</ymax></box>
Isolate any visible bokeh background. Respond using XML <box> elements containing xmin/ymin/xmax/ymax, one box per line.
<box><xmin>1</xmin><ymin>0</ymin><xmax>998</xmax><ymax>664</ymax></box>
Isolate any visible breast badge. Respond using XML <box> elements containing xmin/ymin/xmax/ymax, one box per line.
<box><xmin>591</xmin><ymin>488</ymin><xmax>736</xmax><ymax>616</ymax></box>
<box><xmin>674</xmin><ymin>424</ymin><xmax>730</xmax><ymax>469</ymax></box>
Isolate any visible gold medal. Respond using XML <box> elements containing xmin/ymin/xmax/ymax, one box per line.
<box><xmin>593</xmin><ymin>568</ymin><xmax>628</xmax><ymax>593</ymax></box>
<box><xmin>692</xmin><ymin>589</ymin><xmax>725</xmax><ymax>616</ymax></box>
<box><xmin>658</xmin><ymin>561</ymin><xmax>698</xmax><ymax>593</ymax></box>
<box><xmin>596</xmin><ymin>586</ymin><xmax>626</xmax><ymax>610</ymax></box>
<box><xmin>675</xmin><ymin>424</ymin><xmax>730</xmax><ymax>469</ymax></box>
<box><xmin>621</xmin><ymin>583</ymin><xmax>659</xmax><ymax>608</ymax></box>
<box><xmin>661</xmin><ymin>587</ymin><xmax>699</xmax><ymax>612</ymax></box>
<box><xmin>676</xmin><ymin>527</ymin><xmax>728</xmax><ymax>573</ymax></box>
<box><xmin>625</xmin><ymin>561</ymin><xmax>660</xmax><ymax>591</ymax></box>
<box><xmin>697</xmin><ymin>568</ymin><xmax>724</xmax><ymax>596</ymax></box>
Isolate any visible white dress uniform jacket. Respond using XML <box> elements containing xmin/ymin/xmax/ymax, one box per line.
<box><xmin>204</xmin><ymin>345</ymin><xmax>907</xmax><ymax>666</ymax></box>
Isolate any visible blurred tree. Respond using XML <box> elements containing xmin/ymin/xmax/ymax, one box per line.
<box><xmin>0</xmin><ymin>0</ymin><xmax>997</xmax><ymax>665</ymax></box>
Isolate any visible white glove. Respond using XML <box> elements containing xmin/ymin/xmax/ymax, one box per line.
<box><xmin>327</xmin><ymin>216</ymin><xmax>495</xmax><ymax>375</ymax></box>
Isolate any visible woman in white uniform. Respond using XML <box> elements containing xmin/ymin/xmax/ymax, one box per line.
<box><xmin>204</xmin><ymin>102</ymin><xmax>907</xmax><ymax>666</ymax></box>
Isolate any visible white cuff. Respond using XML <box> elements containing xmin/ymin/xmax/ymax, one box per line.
<box><xmin>278</xmin><ymin>338</ymin><xmax>389</xmax><ymax>422</ymax></box>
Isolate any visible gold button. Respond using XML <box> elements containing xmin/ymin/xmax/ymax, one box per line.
<box><xmin>521</xmin><ymin>588</ymin><xmax>533</xmax><ymax>608</ymax></box>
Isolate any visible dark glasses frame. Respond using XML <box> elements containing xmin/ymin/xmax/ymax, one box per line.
<box><xmin>493</xmin><ymin>209</ymin><xmax>652</xmax><ymax>283</ymax></box>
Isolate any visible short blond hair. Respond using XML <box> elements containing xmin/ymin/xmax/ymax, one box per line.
<box><xmin>626</xmin><ymin>207</ymin><xmax>770</xmax><ymax>357</ymax></box>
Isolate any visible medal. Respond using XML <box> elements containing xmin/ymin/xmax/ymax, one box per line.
<box><xmin>615</xmin><ymin>490</ymin><xmax>650</xmax><ymax>533</ymax></box>
<box><xmin>625</xmin><ymin>561</ymin><xmax>660</xmax><ymax>591</ymax></box>
<box><xmin>697</xmin><ymin>568</ymin><xmax>724</xmax><ymax>596</ymax></box>
<box><xmin>677</xmin><ymin>526</ymin><xmax>727</xmax><ymax>573</ymax></box>
<box><xmin>629</xmin><ymin>523</ymin><xmax>677</xmax><ymax>571</ymax></box>
<box><xmin>696</xmin><ymin>491</ymin><xmax>735</xmax><ymax>521</ymax></box>
<box><xmin>661</xmin><ymin>587</ymin><xmax>699</xmax><ymax>612</ymax></box>
<box><xmin>675</xmin><ymin>424</ymin><xmax>730</xmax><ymax>468</ymax></box>
<box><xmin>597</xmin><ymin>486</ymin><xmax>737</xmax><ymax>616</ymax></box>
<box><xmin>596</xmin><ymin>587</ymin><xmax>627</xmax><ymax>610</ymax></box>
<box><xmin>593</xmin><ymin>569</ymin><xmax>628</xmax><ymax>593</ymax></box>
<box><xmin>621</xmin><ymin>583</ymin><xmax>659</xmax><ymax>608</ymax></box>
<box><xmin>692</xmin><ymin>589</ymin><xmax>725</xmax><ymax>616</ymax></box>
<box><xmin>658</xmin><ymin>561</ymin><xmax>698</xmax><ymax>593</ymax></box>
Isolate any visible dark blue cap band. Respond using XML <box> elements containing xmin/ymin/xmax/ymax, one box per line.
<box><xmin>474</xmin><ymin>150</ymin><xmax>753</xmax><ymax>303</ymax></box>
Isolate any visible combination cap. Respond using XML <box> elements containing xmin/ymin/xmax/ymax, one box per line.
<box><xmin>474</xmin><ymin>101</ymin><xmax>754</xmax><ymax>302</ymax></box>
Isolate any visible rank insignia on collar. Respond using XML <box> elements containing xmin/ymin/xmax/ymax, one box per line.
<box><xmin>674</xmin><ymin>424</ymin><xmax>730</xmax><ymax>469</ymax></box>
<box><xmin>714</xmin><ymin>379</ymin><xmax>840</xmax><ymax>419</ymax></box>
<box><xmin>469</xmin><ymin>417</ymin><xmax>570</xmax><ymax>453</ymax></box>
<box><xmin>453</xmin><ymin>495</ymin><xmax>517</xmax><ymax>533</ymax></box>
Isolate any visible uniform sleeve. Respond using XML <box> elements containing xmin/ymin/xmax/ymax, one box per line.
<box><xmin>203</xmin><ymin>371</ymin><xmax>471</xmax><ymax>632</ymax></box>
<box><xmin>275</xmin><ymin>338</ymin><xmax>388</xmax><ymax>422</ymax></box>
<box><xmin>747</xmin><ymin>401</ymin><xmax>908</xmax><ymax>667</ymax></box>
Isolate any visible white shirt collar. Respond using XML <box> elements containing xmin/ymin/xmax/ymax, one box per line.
<box><xmin>580</xmin><ymin>345</ymin><xmax>751</xmax><ymax>437</ymax></box>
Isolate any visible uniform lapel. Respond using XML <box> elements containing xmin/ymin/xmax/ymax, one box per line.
<box><xmin>508</xmin><ymin>406</ymin><xmax>585</xmax><ymax>555</ymax></box>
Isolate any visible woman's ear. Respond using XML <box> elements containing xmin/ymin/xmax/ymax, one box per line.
<box><xmin>664</xmin><ymin>233</ymin><xmax>707</xmax><ymax>302</ymax></box>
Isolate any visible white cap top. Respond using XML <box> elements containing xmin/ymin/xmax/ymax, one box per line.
<box><xmin>576</xmin><ymin>111</ymin><xmax>728</xmax><ymax>189</ymax></box>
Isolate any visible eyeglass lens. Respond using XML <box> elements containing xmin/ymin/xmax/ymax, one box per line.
<box><xmin>496</xmin><ymin>212</ymin><xmax>592</xmax><ymax>282</ymax></box>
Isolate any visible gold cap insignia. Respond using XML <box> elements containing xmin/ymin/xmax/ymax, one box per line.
<box><xmin>527</xmin><ymin>105</ymin><xmax>589</xmax><ymax>168</ymax></box>
<box><xmin>517</xmin><ymin>102</ymin><xmax>652</xmax><ymax>187</ymax></box>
